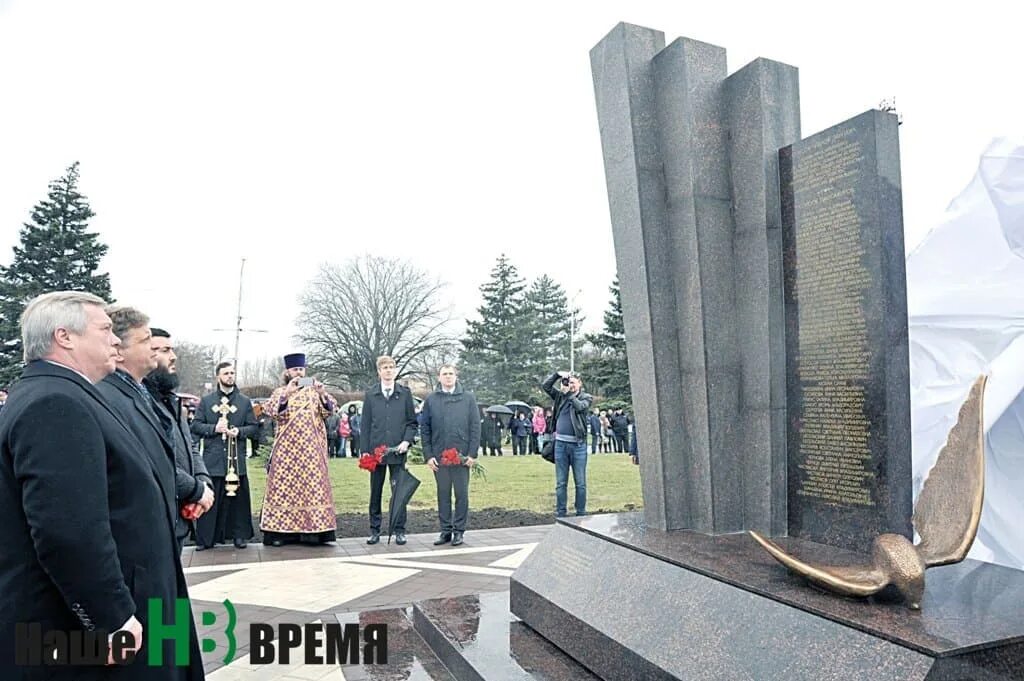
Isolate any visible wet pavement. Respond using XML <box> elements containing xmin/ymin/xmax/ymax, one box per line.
<box><xmin>185</xmin><ymin>525</ymin><xmax>551</xmax><ymax>679</ymax></box>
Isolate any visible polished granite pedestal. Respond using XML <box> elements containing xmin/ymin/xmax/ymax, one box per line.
<box><xmin>412</xmin><ymin>591</ymin><xmax>598</xmax><ymax>680</ymax></box>
<box><xmin>509</xmin><ymin>513</ymin><xmax>1024</xmax><ymax>680</ymax></box>
<box><xmin>335</xmin><ymin>594</ymin><xmax>598</xmax><ymax>680</ymax></box>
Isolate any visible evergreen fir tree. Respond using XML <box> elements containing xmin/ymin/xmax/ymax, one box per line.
<box><xmin>459</xmin><ymin>254</ymin><xmax>531</xmax><ymax>403</ymax></box>
<box><xmin>523</xmin><ymin>274</ymin><xmax>572</xmax><ymax>369</ymax></box>
<box><xmin>0</xmin><ymin>163</ymin><xmax>112</xmax><ymax>385</ymax></box>
<box><xmin>581</xmin><ymin>277</ymin><xmax>631</xmax><ymax>402</ymax></box>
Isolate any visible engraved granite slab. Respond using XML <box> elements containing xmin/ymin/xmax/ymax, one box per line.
<box><xmin>780</xmin><ymin>110</ymin><xmax>912</xmax><ymax>553</ymax></box>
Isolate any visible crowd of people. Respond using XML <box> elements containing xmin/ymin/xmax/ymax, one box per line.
<box><xmin>322</xmin><ymin>395</ymin><xmax>635</xmax><ymax>460</ymax></box>
<box><xmin>0</xmin><ymin>290</ymin><xmax>637</xmax><ymax>677</ymax></box>
<box><xmin>481</xmin><ymin>404</ymin><xmax>633</xmax><ymax>456</ymax></box>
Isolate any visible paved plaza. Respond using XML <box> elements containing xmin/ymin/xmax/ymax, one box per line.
<box><xmin>184</xmin><ymin>524</ymin><xmax>552</xmax><ymax>679</ymax></box>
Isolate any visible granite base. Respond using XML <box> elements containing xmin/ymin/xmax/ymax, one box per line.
<box><xmin>412</xmin><ymin>591</ymin><xmax>599</xmax><ymax>680</ymax></box>
<box><xmin>510</xmin><ymin>513</ymin><xmax>1024</xmax><ymax>680</ymax></box>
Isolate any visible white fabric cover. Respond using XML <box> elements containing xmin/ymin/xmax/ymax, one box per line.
<box><xmin>907</xmin><ymin>138</ymin><xmax>1024</xmax><ymax>569</ymax></box>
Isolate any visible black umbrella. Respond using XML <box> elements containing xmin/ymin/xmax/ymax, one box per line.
<box><xmin>387</xmin><ymin>467</ymin><xmax>421</xmax><ymax>545</ymax></box>
<box><xmin>484</xmin><ymin>404</ymin><xmax>514</xmax><ymax>416</ymax></box>
<box><xmin>504</xmin><ymin>400</ymin><xmax>532</xmax><ymax>413</ymax></box>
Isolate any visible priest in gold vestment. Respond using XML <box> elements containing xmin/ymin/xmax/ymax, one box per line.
<box><xmin>260</xmin><ymin>353</ymin><xmax>338</xmax><ymax>546</ymax></box>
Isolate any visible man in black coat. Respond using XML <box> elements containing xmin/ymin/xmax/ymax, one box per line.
<box><xmin>421</xmin><ymin>365</ymin><xmax>481</xmax><ymax>546</ymax></box>
<box><xmin>360</xmin><ymin>355</ymin><xmax>418</xmax><ymax>545</ymax></box>
<box><xmin>610</xmin><ymin>408</ymin><xmax>630</xmax><ymax>453</ymax></box>
<box><xmin>190</xmin><ymin>362</ymin><xmax>259</xmax><ymax>549</ymax></box>
<box><xmin>143</xmin><ymin>328</ymin><xmax>214</xmax><ymax>551</ymax></box>
<box><xmin>480</xmin><ymin>412</ymin><xmax>504</xmax><ymax>456</ymax></box>
<box><xmin>0</xmin><ymin>291</ymin><xmax>203</xmax><ymax>680</ymax></box>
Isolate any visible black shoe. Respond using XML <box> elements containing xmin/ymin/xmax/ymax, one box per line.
<box><xmin>267</xmin><ymin>539</ymin><xmax>284</xmax><ymax>547</ymax></box>
<box><xmin>233</xmin><ymin>538</ymin><xmax>247</xmax><ymax>549</ymax></box>
<box><xmin>195</xmin><ymin>544</ymin><xmax>211</xmax><ymax>551</ymax></box>
<box><xmin>451</xmin><ymin>532</ymin><xmax>464</xmax><ymax>546</ymax></box>
<box><xmin>433</xmin><ymin>532</ymin><xmax>452</xmax><ymax>546</ymax></box>
<box><xmin>395</xmin><ymin>533</ymin><xmax>407</xmax><ymax>545</ymax></box>
<box><xmin>367</xmin><ymin>532</ymin><xmax>380</xmax><ymax>545</ymax></box>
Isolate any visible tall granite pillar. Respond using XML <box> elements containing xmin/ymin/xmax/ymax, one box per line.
<box><xmin>723</xmin><ymin>58</ymin><xmax>801</xmax><ymax>535</ymax></box>
<box><xmin>590</xmin><ymin>23</ymin><xmax>697</xmax><ymax>531</ymax></box>
<box><xmin>591</xmin><ymin>23</ymin><xmax>799</xmax><ymax>533</ymax></box>
<box><xmin>652</xmin><ymin>37</ymin><xmax>737</xmax><ymax>532</ymax></box>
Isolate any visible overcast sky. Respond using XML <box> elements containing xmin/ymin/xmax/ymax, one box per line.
<box><xmin>1</xmin><ymin>1</ymin><xmax>1021</xmax><ymax>374</ymax></box>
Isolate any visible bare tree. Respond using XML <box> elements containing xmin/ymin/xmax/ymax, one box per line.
<box><xmin>403</xmin><ymin>344</ymin><xmax>462</xmax><ymax>389</ymax></box>
<box><xmin>295</xmin><ymin>256</ymin><xmax>457</xmax><ymax>390</ymax></box>
<box><xmin>237</xmin><ymin>354</ymin><xmax>285</xmax><ymax>388</ymax></box>
<box><xmin>174</xmin><ymin>340</ymin><xmax>229</xmax><ymax>395</ymax></box>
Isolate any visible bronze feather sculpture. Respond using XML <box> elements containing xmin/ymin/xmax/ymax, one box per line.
<box><xmin>749</xmin><ymin>375</ymin><xmax>987</xmax><ymax>609</ymax></box>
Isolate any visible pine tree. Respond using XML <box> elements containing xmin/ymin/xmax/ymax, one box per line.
<box><xmin>0</xmin><ymin>163</ymin><xmax>112</xmax><ymax>385</ymax></box>
<box><xmin>581</xmin><ymin>277</ymin><xmax>631</xmax><ymax>403</ymax></box>
<box><xmin>459</xmin><ymin>254</ymin><xmax>531</xmax><ymax>403</ymax></box>
<box><xmin>523</xmin><ymin>274</ymin><xmax>572</xmax><ymax>369</ymax></box>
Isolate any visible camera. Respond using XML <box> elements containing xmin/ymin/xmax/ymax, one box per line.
<box><xmin>297</xmin><ymin>377</ymin><xmax>315</xmax><ymax>388</ymax></box>
<box><xmin>561</xmin><ymin>377</ymin><xmax>571</xmax><ymax>386</ymax></box>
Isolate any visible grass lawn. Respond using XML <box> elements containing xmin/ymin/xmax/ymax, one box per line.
<box><xmin>246</xmin><ymin>454</ymin><xmax>643</xmax><ymax>516</ymax></box>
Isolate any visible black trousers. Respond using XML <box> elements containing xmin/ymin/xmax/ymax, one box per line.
<box><xmin>614</xmin><ymin>432</ymin><xmax>627</xmax><ymax>452</ymax></box>
<box><xmin>529</xmin><ymin>432</ymin><xmax>539</xmax><ymax>454</ymax></box>
<box><xmin>512</xmin><ymin>435</ymin><xmax>528</xmax><ymax>455</ymax></box>
<box><xmin>195</xmin><ymin>476</ymin><xmax>254</xmax><ymax>546</ymax></box>
<box><xmin>369</xmin><ymin>462</ymin><xmax>407</xmax><ymax>533</ymax></box>
<box><xmin>349</xmin><ymin>436</ymin><xmax>360</xmax><ymax>457</ymax></box>
<box><xmin>435</xmin><ymin>464</ymin><xmax>470</xmax><ymax>533</ymax></box>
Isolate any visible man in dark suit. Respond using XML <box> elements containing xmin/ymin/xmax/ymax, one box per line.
<box><xmin>0</xmin><ymin>291</ymin><xmax>204</xmax><ymax>680</ymax></box>
<box><xmin>97</xmin><ymin>308</ymin><xmax>215</xmax><ymax>554</ymax></box>
<box><xmin>143</xmin><ymin>328</ymin><xmax>215</xmax><ymax>552</ymax></box>
<box><xmin>421</xmin><ymin>364</ymin><xmax>481</xmax><ymax>546</ymax></box>
<box><xmin>360</xmin><ymin>355</ymin><xmax>418</xmax><ymax>545</ymax></box>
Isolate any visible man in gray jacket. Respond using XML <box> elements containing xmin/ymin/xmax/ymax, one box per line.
<box><xmin>421</xmin><ymin>364</ymin><xmax>480</xmax><ymax>546</ymax></box>
<box><xmin>144</xmin><ymin>328</ymin><xmax>214</xmax><ymax>551</ymax></box>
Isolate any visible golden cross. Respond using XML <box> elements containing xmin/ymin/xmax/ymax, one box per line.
<box><xmin>212</xmin><ymin>396</ymin><xmax>237</xmax><ymax>419</ymax></box>
<box><xmin>213</xmin><ymin>396</ymin><xmax>238</xmax><ymax>441</ymax></box>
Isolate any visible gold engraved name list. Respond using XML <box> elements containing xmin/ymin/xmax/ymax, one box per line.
<box><xmin>793</xmin><ymin>129</ymin><xmax>875</xmax><ymax>507</ymax></box>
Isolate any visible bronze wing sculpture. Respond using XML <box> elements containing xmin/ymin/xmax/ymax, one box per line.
<box><xmin>749</xmin><ymin>375</ymin><xmax>987</xmax><ymax>609</ymax></box>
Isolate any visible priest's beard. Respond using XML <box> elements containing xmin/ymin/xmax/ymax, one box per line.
<box><xmin>148</xmin><ymin>366</ymin><xmax>180</xmax><ymax>394</ymax></box>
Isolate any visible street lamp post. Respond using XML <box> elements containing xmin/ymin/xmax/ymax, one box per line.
<box><xmin>213</xmin><ymin>257</ymin><xmax>268</xmax><ymax>381</ymax></box>
<box><xmin>570</xmin><ymin>289</ymin><xmax>583</xmax><ymax>373</ymax></box>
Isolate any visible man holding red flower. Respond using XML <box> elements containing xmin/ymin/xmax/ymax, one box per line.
<box><xmin>361</xmin><ymin>356</ymin><xmax>419</xmax><ymax>545</ymax></box>
<box><xmin>421</xmin><ymin>364</ymin><xmax>481</xmax><ymax>546</ymax></box>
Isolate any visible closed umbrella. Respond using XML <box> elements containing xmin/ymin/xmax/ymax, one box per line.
<box><xmin>387</xmin><ymin>467</ymin><xmax>421</xmax><ymax>545</ymax></box>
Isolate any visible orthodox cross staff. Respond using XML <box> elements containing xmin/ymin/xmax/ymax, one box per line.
<box><xmin>212</xmin><ymin>397</ymin><xmax>241</xmax><ymax>496</ymax></box>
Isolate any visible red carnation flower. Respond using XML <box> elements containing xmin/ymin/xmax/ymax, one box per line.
<box><xmin>440</xmin><ymin>448</ymin><xmax>461</xmax><ymax>466</ymax></box>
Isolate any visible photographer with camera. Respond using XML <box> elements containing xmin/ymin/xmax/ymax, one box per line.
<box><xmin>259</xmin><ymin>353</ymin><xmax>338</xmax><ymax>546</ymax></box>
<box><xmin>541</xmin><ymin>370</ymin><xmax>594</xmax><ymax>517</ymax></box>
